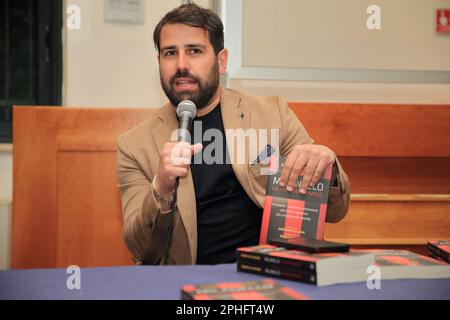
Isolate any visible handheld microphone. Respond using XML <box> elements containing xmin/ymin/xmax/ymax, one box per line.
<box><xmin>176</xmin><ymin>100</ymin><xmax>197</xmax><ymax>142</ymax></box>
<box><xmin>173</xmin><ymin>99</ymin><xmax>197</xmax><ymax>191</ymax></box>
<box><xmin>164</xmin><ymin>100</ymin><xmax>197</xmax><ymax>265</ymax></box>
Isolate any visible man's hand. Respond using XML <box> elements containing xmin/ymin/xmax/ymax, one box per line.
<box><xmin>154</xmin><ymin>142</ymin><xmax>203</xmax><ymax>199</ymax></box>
<box><xmin>280</xmin><ymin>144</ymin><xmax>336</xmax><ymax>194</ymax></box>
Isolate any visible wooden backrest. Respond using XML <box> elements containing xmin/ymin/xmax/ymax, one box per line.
<box><xmin>290</xmin><ymin>103</ymin><xmax>450</xmax><ymax>158</ymax></box>
<box><xmin>290</xmin><ymin>103</ymin><xmax>450</xmax><ymax>194</ymax></box>
<box><xmin>12</xmin><ymin>104</ymin><xmax>450</xmax><ymax>268</ymax></box>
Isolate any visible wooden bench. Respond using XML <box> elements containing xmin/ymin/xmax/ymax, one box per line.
<box><xmin>12</xmin><ymin>103</ymin><xmax>450</xmax><ymax>268</ymax></box>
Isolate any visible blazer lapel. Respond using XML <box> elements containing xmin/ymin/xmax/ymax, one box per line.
<box><xmin>220</xmin><ymin>87</ymin><xmax>258</xmax><ymax>204</ymax></box>
<box><xmin>150</xmin><ymin>104</ymin><xmax>198</xmax><ymax>264</ymax></box>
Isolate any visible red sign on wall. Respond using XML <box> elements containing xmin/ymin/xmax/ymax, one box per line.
<box><xmin>436</xmin><ymin>9</ymin><xmax>450</xmax><ymax>33</ymax></box>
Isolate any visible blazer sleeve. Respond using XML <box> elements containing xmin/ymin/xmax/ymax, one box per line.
<box><xmin>117</xmin><ymin>134</ymin><xmax>171</xmax><ymax>264</ymax></box>
<box><xmin>276</xmin><ymin>96</ymin><xmax>350</xmax><ymax>223</ymax></box>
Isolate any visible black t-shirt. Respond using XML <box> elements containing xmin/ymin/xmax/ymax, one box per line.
<box><xmin>189</xmin><ymin>104</ymin><xmax>262</xmax><ymax>265</ymax></box>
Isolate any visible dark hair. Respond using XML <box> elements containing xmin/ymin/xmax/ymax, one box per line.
<box><xmin>153</xmin><ymin>2</ymin><xmax>224</xmax><ymax>55</ymax></box>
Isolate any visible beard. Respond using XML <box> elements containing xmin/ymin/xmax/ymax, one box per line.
<box><xmin>160</xmin><ymin>60</ymin><xmax>220</xmax><ymax>110</ymax></box>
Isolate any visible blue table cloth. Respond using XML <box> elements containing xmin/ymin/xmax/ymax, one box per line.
<box><xmin>1</xmin><ymin>264</ymin><xmax>449</xmax><ymax>300</ymax></box>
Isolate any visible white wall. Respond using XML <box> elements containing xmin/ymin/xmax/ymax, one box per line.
<box><xmin>0</xmin><ymin>145</ymin><xmax>12</xmax><ymax>270</ymax></box>
<box><xmin>0</xmin><ymin>146</ymin><xmax>12</xmax><ymax>201</ymax></box>
<box><xmin>228</xmin><ymin>80</ymin><xmax>450</xmax><ymax>104</ymax></box>
<box><xmin>0</xmin><ymin>200</ymin><xmax>11</xmax><ymax>270</ymax></box>
<box><xmin>223</xmin><ymin>0</ymin><xmax>450</xmax><ymax>103</ymax></box>
<box><xmin>242</xmin><ymin>0</ymin><xmax>450</xmax><ymax>71</ymax></box>
<box><xmin>64</xmin><ymin>0</ymin><xmax>210</xmax><ymax>108</ymax></box>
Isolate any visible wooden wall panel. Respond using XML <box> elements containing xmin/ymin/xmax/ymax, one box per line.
<box><xmin>325</xmin><ymin>200</ymin><xmax>450</xmax><ymax>244</ymax></box>
<box><xmin>56</xmin><ymin>152</ymin><xmax>132</xmax><ymax>267</ymax></box>
<box><xmin>12</xmin><ymin>109</ymin><xmax>58</xmax><ymax>269</ymax></box>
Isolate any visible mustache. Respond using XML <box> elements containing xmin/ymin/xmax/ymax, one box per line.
<box><xmin>169</xmin><ymin>70</ymin><xmax>201</xmax><ymax>86</ymax></box>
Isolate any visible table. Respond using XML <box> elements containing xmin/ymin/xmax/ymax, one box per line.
<box><xmin>0</xmin><ymin>264</ymin><xmax>449</xmax><ymax>300</ymax></box>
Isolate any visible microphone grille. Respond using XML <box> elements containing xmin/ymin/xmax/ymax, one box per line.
<box><xmin>176</xmin><ymin>100</ymin><xmax>197</xmax><ymax>119</ymax></box>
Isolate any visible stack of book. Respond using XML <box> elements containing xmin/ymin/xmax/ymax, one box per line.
<box><xmin>181</xmin><ymin>279</ymin><xmax>310</xmax><ymax>300</ymax></box>
<box><xmin>237</xmin><ymin>245</ymin><xmax>450</xmax><ymax>286</ymax></box>
<box><xmin>237</xmin><ymin>245</ymin><xmax>375</xmax><ymax>286</ymax></box>
<box><xmin>428</xmin><ymin>240</ymin><xmax>450</xmax><ymax>263</ymax></box>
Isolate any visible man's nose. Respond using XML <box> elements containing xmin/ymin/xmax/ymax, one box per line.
<box><xmin>176</xmin><ymin>52</ymin><xmax>191</xmax><ymax>71</ymax></box>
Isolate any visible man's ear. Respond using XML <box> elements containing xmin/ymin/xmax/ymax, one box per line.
<box><xmin>218</xmin><ymin>48</ymin><xmax>228</xmax><ymax>75</ymax></box>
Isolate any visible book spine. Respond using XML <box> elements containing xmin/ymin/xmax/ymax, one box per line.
<box><xmin>428</xmin><ymin>244</ymin><xmax>450</xmax><ymax>263</ymax></box>
<box><xmin>259</xmin><ymin>195</ymin><xmax>273</xmax><ymax>244</ymax></box>
<box><xmin>237</xmin><ymin>261</ymin><xmax>317</xmax><ymax>285</ymax></box>
<box><xmin>435</xmin><ymin>244</ymin><xmax>450</xmax><ymax>262</ymax></box>
<box><xmin>237</xmin><ymin>251</ymin><xmax>316</xmax><ymax>272</ymax></box>
<box><xmin>181</xmin><ymin>292</ymin><xmax>194</xmax><ymax>300</ymax></box>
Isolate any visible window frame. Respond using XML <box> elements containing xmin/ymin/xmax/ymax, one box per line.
<box><xmin>0</xmin><ymin>0</ymin><xmax>62</xmax><ymax>143</ymax></box>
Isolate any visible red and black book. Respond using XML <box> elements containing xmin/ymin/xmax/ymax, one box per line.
<box><xmin>181</xmin><ymin>279</ymin><xmax>310</xmax><ymax>300</ymax></box>
<box><xmin>238</xmin><ymin>245</ymin><xmax>315</xmax><ymax>271</ymax></box>
<box><xmin>353</xmin><ymin>249</ymin><xmax>450</xmax><ymax>279</ymax></box>
<box><xmin>237</xmin><ymin>260</ymin><xmax>372</xmax><ymax>287</ymax></box>
<box><xmin>259</xmin><ymin>157</ymin><xmax>333</xmax><ymax>244</ymax></box>
<box><xmin>237</xmin><ymin>245</ymin><xmax>374</xmax><ymax>273</ymax></box>
<box><xmin>428</xmin><ymin>240</ymin><xmax>450</xmax><ymax>263</ymax></box>
<box><xmin>237</xmin><ymin>262</ymin><xmax>319</xmax><ymax>285</ymax></box>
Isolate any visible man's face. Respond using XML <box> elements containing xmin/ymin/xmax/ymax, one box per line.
<box><xmin>158</xmin><ymin>23</ymin><xmax>228</xmax><ymax>109</ymax></box>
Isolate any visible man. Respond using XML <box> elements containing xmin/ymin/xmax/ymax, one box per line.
<box><xmin>117</xmin><ymin>3</ymin><xmax>350</xmax><ymax>265</ymax></box>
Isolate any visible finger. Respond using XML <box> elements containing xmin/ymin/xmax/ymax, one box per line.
<box><xmin>163</xmin><ymin>141</ymin><xmax>187</xmax><ymax>153</ymax></box>
<box><xmin>178</xmin><ymin>168</ymin><xmax>189</xmax><ymax>179</ymax></box>
<box><xmin>191</xmin><ymin>143</ymin><xmax>203</xmax><ymax>155</ymax></box>
<box><xmin>170</xmin><ymin>143</ymin><xmax>191</xmax><ymax>163</ymax></box>
<box><xmin>299</xmin><ymin>158</ymin><xmax>319</xmax><ymax>194</ymax></box>
<box><xmin>286</xmin><ymin>155</ymin><xmax>308</xmax><ymax>192</ymax></box>
<box><xmin>309</xmin><ymin>158</ymin><xmax>329</xmax><ymax>187</ymax></box>
<box><xmin>280</xmin><ymin>151</ymin><xmax>299</xmax><ymax>187</ymax></box>
<box><xmin>169</xmin><ymin>156</ymin><xmax>191</xmax><ymax>166</ymax></box>
<box><xmin>166</xmin><ymin>167</ymin><xmax>189</xmax><ymax>180</ymax></box>
<box><xmin>179</xmin><ymin>143</ymin><xmax>191</xmax><ymax>158</ymax></box>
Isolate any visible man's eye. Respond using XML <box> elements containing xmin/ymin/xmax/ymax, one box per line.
<box><xmin>163</xmin><ymin>51</ymin><xmax>176</xmax><ymax>57</ymax></box>
<box><xmin>189</xmin><ymin>48</ymin><xmax>202</xmax><ymax>55</ymax></box>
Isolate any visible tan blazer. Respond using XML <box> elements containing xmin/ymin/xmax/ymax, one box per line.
<box><xmin>117</xmin><ymin>87</ymin><xmax>350</xmax><ymax>265</ymax></box>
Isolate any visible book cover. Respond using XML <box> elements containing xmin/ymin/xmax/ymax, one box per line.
<box><xmin>428</xmin><ymin>240</ymin><xmax>450</xmax><ymax>263</ymax></box>
<box><xmin>237</xmin><ymin>262</ymin><xmax>318</xmax><ymax>285</ymax></box>
<box><xmin>259</xmin><ymin>157</ymin><xmax>333</xmax><ymax>244</ymax></box>
<box><xmin>237</xmin><ymin>260</ymin><xmax>370</xmax><ymax>287</ymax></box>
<box><xmin>237</xmin><ymin>245</ymin><xmax>374</xmax><ymax>274</ymax></box>
<box><xmin>180</xmin><ymin>279</ymin><xmax>310</xmax><ymax>300</ymax></box>
<box><xmin>354</xmin><ymin>249</ymin><xmax>450</xmax><ymax>280</ymax></box>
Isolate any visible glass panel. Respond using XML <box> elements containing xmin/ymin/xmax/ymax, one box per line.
<box><xmin>0</xmin><ymin>1</ymin><xmax>7</xmax><ymax>101</ymax></box>
<box><xmin>9</xmin><ymin>0</ymin><xmax>36</xmax><ymax>104</ymax></box>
